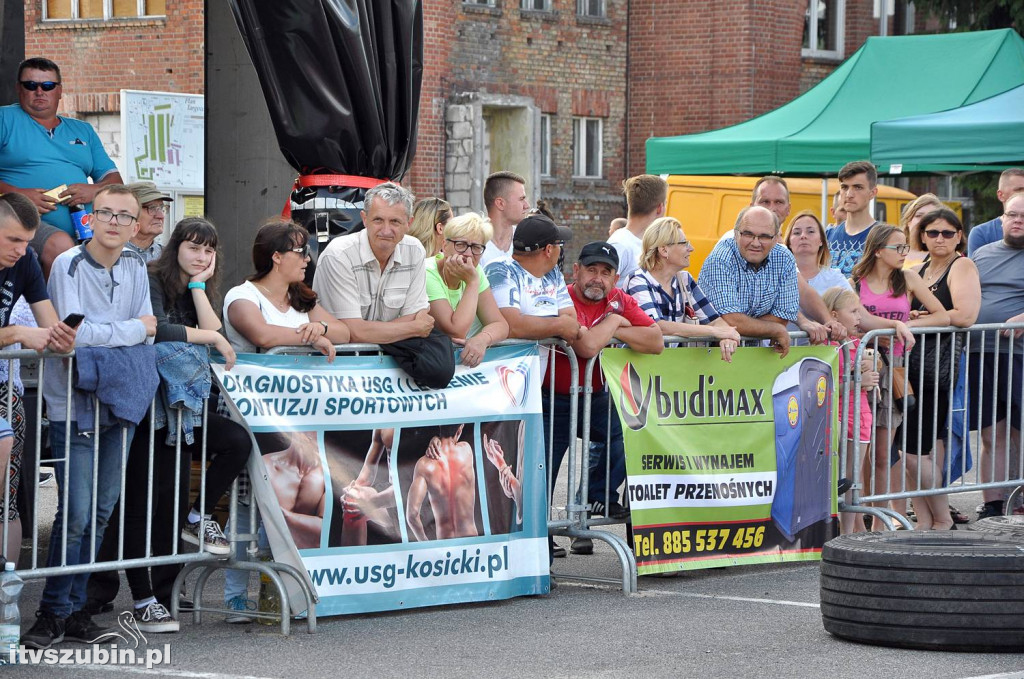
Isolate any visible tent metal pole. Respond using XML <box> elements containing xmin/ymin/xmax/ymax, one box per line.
<box><xmin>821</xmin><ymin>178</ymin><xmax>828</xmax><ymax>223</ymax></box>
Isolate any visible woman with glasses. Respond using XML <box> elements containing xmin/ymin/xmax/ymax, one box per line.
<box><xmin>897</xmin><ymin>208</ymin><xmax>980</xmax><ymax>529</ymax></box>
<box><xmin>899</xmin><ymin>193</ymin><xmax>945</xmax><ymax>270</ymax></box>
<box><xmin>850</xmin><ymin>224</ymin><xmax>949</xmax><ymax>523</ymax></box>
<box><xmin>223</xmin><ymin>219</ymin><xmax>349</xmax><ymax>358</ymax></box>
<box><xmin>408</xmin><ymin>197</ymin><xmax>453</xmax><ymax>257</ymax></box>
<box><xmin>625</xmin><ymin>217</ymin><xmax>740</xmax><ymax>361</ymax></box>
<box><xmin>425</xmin><ymin>212</ymin><xmax>508</xmax><ymax>368</ymax></box>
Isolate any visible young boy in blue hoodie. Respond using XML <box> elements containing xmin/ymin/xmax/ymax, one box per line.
<box><xmin>23</xmin><ymin>184</ymin><xmax>157</xmax><ymax>649</ymax></box>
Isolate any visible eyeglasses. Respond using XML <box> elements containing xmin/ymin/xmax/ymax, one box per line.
<box><xmin>446</xmin><ymin>238</ymin><xmax>485</xmax><ymax>256</ymax></box>
<box><xmin>1004</xmin><ymin>211</ymin><xmax>1024</xmax><ymax>222</ymax></box>
<box><xmin>19</xmin><ymin>80</ymin><xmax>60</xmax><ymax>92</ymax></box>
<box><xmin>923</xmin><ymin>229</ymin><xmax>958</xmax><ymax>239</ymax></box>
<box><xmin>91</xmin><ymin>209</ymin><xmax>137</xmax><ymax>227</ymax></box>
<box><xmin>737</xmin><ymin>230</ymin><xmax>775</xmax><ymax>244</ymax></box>
<box><xmin>882</xmin><ymin>244</ymin><xmax>911</xmax><ymax>255</ymax></box>
<box><xmin>673</xmin><ymin>239</ymin><xmax>691</xmax><ymax>247</ymax></box>
<box><xmin>144</xmin><ymin>204</ymin><xmax>168</xmax><ymax>216</ymax></box>
<box><xmin>553</xmin><ymin>240</ymin><xmax>566</xmax><ymax>248</ymax></box>
<box><xmin>285</xmin><ymin>244</ymin><xmax>310</xmax><ymax>258</ymax></box>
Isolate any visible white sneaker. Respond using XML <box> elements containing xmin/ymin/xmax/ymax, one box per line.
<box><xmin>181</xmin><ymin>518</ymin><xmax>232</xmax><ymax>555</ymax></box>
<box><xmin>135</xmin><ymin>601</ymin><xmax>180</xmax><ymax>633</ymax></box>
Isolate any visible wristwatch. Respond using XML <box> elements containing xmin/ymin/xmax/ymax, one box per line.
<box><xmin>319</xmin><ymin>320</ymin><xmax>329</xmax><ymax>335</ymax></box>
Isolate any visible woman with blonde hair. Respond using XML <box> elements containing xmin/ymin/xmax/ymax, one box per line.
<box><xmin>784</xmin><ymin>210</ymin><xmax>850</xmax><ymax>294</ymax></box>
<box><xmin>408</xmin><ymin>197</ymin><xmax>454</xmax><ymax>256</ymax></box>
<box><xmin>899</xmin><ymin>193</ymin><xmax>944</xmax><ymax>269</ymax></box>
<box><xmin>425</xmin><ymin>212</ymin><xmax>509</xmax><ymax>368</ymax></box>
<box><xmin>625</xmin><ymin>217</ymin><xmax>740</xmax><ymax>361</ymax></box>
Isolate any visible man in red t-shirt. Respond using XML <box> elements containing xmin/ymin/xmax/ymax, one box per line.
<box><xmin>548</xmin><ymin>242</ymin><xmax>662</xmax><ymax>554</ymax></box>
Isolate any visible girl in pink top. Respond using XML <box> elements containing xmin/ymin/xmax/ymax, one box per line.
<box><xmin>824</xmin><ymin>287</ymin><xmax>879</xmax><ymax>534</ymax></box>
<box><xmin>850</xmin><ymin>224</ymin><xmax>949</xmax><ymax>523</ymax></box>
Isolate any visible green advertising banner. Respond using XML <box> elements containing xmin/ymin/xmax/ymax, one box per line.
<box><xmin>600</xmin><ymin>346</ymin><xmax>840</xmax><ymax>575</ymax></box>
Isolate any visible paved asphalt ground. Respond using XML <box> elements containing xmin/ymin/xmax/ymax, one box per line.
<box><xmin>6</xmin><ymin>480</ymin><xmax>1024</xmax><ymax>679</ymax></box>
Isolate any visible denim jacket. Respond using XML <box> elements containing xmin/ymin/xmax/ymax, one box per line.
<box><xmin>153</xmin><ymin>342</ymin><xmax>212</xmax><ymax>446</ymax></box>
<box><xmin>74</xmin><ymin>345</ymin><xmax>159</xmax><ymax>431</ymax></box>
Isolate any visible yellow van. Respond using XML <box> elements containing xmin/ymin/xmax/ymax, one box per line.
<box><xmin>664</xmin><ymin>176</ymin><xmax>917</xmax><ymax>275</ymax></box>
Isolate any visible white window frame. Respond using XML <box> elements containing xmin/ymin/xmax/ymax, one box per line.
<box><xmin>572</xmin><ymin>117</ymin><xmax>602</xmax><ymax>179</ymax></box>
<box><xmin>540</xmin><ymin>114</ymin><xmax>552</xmax><ymax>178</ymax></box>
<box><xmin>802</xmin><ymin>0</ymin><xmax>845</xmax><ymax>59</ymax></box>
<box><xmin>43</xmin><ymin>0</ymin><xmax>165</xmax><ymax>20</ymax></box>
<box><xmin>577</xmin><ymin>0</ymin><xmax>606</xmax><ymax>18</ymax></box>
<box><xmin>521</xmin><ymin>0</ymin><xmax>552</xmax><ymax>10</ymax></box>
<box><xmin>463</xmin><ymin>0</ymin><xmax>496</xmax><ymax>6</ymax></box>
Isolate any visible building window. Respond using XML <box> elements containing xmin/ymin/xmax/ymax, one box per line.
<box><xmin>521</xmin><ymin>0</ymin><xmax>551</xmax><ymax>9</ymax></box>
<box><xmin>44</xmin><ymin>0</ymin><xmax>165</xmax><ymax>20</ymax></box>
<box><xmin>577</xmin><ymin>0</ymin><xmax>605</xmax><ymax>17</ymax></box>
<box><xmin>463</xmin><ymin>0</ymin><xmax>496</xmax><ymax>6</ymax></box>
<box><xmin>572</xmin><ymin>117</ymin><xmax>602</xmax><ymax>179</ymax></box>
<box><xmin>802</xmin><ymin>0</ymin><xmax>844</xmax><ymax>58</ymax></box>
<box><xmin>540</xmin><ymin>114</ymin><xmax>552</xmax><ymax>177</ymax></box>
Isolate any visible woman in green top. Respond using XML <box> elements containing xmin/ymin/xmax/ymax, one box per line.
<box><xmin>425</xmin><ymin>212</ymin><xmax>509</xmax><ymax>368</ymax></box>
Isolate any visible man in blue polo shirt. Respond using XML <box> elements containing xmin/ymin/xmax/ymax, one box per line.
<box><xmin>698</xmin><ymin>205</ymin><xmax>800</xmax><ymax>358</ymax></box>
<box><xmin>0</xmin><ymin>57</ymin><xmax>123</xmax><ymax>241</ymax></box>
<box><xmin>967</xmin><ymin>168</ymin><xmax>1024</xmax><ymax>256</ymax></box>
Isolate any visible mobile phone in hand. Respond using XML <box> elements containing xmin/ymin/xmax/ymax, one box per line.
<box><xmin>62</xmin><ymin>313</ymin><xmax>85</xmax><ymax>328</ymax></box>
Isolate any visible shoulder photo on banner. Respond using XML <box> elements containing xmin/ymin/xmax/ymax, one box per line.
<box><xmin>212</xmin><ymin>343</ymin><xmax>549</xmax><ymax>617</ymax></box>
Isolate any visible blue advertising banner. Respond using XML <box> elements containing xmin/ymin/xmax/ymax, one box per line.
<box><xmin>213</xmin><ymin>344</ymin><xmax>550</xmax><ymax>616</ymax></box>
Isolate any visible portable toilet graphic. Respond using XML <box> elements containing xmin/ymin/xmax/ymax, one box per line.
<box><xmin>771</xmin><ymin>357</ymin><xmax>833</xmax><ymax>542</ymax></box>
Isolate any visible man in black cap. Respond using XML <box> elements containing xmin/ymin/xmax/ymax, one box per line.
<box><xmin>555</xmin><ymin>241</ymin><xmax>662</xmax><ymax>554</ymax></box>
<box><xmin>484</xmin><ymin>213</ymin><xmax>579</xmax><ymax>342</ymax></box>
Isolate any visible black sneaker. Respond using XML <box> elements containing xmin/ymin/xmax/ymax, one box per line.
<box><xmin>570</xmin><ymin>537</ymin><xmax>594</xmax><ymax>555</ymax></box>
<box><xmin>83</xmin><ymin>599</ymin><xmax>114</xmax><ymax>616</ymax></box>
<box><xmin>21</xmin><ymin>610</ymin><xmax>65</xmax><ymax>650</ymax></box>
<box><xmin>590</xmin><ymin>500</ymin><xmax>629</xmax><ymax>521</ymax></box>
<box><xmin>64</xmin><ymin>610</ymin><xmax>118</xmax><ymax>644</ymax></box>
<box><xmin>978</xmin><ymin>501</ymin><xmax>1005</xmax><ymax>520</ymax></box>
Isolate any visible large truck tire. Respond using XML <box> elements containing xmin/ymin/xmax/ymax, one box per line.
<box><xmin>966</xmin><ymin>515</ymin><xmax>1024</xmax><ymax>540</ymax></box>
<box><xmin>820</xmin><ymin>531</ymin><xmax>1024</xmax><ymax>651</ymax></box>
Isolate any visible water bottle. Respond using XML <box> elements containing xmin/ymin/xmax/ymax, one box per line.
<box><xmin>69</xmin><ymin>204</ymin><xmax>92</xmax><ymax>242</ymax></box>
<box><xmin>256</xmin><ymin>552</ymin><xmax>281</xmax><ymax>626</ymax></box>
<box><xmin>0</xmin><ymin>563</ymin><xmax>23</xmax><ymax>665</ymax></box>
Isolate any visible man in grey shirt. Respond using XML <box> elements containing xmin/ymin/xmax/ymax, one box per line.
<box><xmin>968</xmin><ymin>189</ymin><xmax>1024</xmax><ymax>519</ymax></box>
<box><xmin>312</xmin><ymin>182</ymin><xmax>433</xmax><ymax>343</ymax></box>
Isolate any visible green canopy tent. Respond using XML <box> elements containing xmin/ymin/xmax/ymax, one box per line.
<box><xmin>645</xmin><ymin>29</ymin><xmax>1024</xmax><ymax>177</ymax></box>
<box><xmin>870</xmin><ymin>83</ymin><xmax>1024</xmax><ymax>173</ymax></box>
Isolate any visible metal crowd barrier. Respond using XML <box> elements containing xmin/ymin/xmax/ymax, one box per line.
<box><xmin>846</xmin><ymin>323</ymin><xmax>1024</xmax><ymax>529</ymax></box>
<box><xmin>0</xmin><ymin>348</ymin><xmax>272</xmax><ymax>626</ymax></box>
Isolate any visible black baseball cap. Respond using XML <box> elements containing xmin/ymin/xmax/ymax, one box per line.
<box><xmin>578</xmin><ymin>241</ymin><xmax>619</xmax><ymax>269</ymax></box>
<box><xmin>513</xmin><ymin>214</ymin><xmax>572</xmax><ymax>253</ymax></box>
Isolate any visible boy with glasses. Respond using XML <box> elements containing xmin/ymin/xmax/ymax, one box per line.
<box><xmin>22</xmin><ymin>185</ymin><xmax>157</xmax><ymax>650</ymax></box>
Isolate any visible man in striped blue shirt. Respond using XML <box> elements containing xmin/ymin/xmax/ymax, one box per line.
<box><xmin>697</xmin><ymin>206</ymin><xmax>799</xmax><ymax>358</ymax></box>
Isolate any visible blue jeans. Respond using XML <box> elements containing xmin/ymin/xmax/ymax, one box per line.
<box><xmin>543</xmin><ymin>390</ymin><xmax>626</xmax><ymax>507</ymax></box>
<box><xmin>40</xmin><ymin>421</ymin><xmax>135</xmax><ymax>618</ymax></box>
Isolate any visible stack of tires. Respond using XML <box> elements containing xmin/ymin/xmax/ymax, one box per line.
<box><xmin>820</xmin><ymin>528</ymin><xmax>1024</xmax><ymax>651</ymax></box>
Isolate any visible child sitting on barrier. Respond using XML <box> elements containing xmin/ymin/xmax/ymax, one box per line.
<box><xmin>823</xmin><ymin>287</ymin><xmax>879</xmax><ymax>534</ymax></box>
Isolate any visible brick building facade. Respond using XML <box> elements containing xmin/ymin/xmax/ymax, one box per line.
<box><xmin>22</xmin><ymin>0</ymin><xmax>931</xmax><ymax>261</ymax></box>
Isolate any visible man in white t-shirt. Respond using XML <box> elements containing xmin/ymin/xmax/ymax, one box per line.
<box><xmin>480</xmin><ymin>171</ymin><xmax>531</xmax><ymax>268</ymax></box>
<box><xmin>608</xmin><ymin>174</ymin><xmax>667</xmax><ymax>288</ymax></box>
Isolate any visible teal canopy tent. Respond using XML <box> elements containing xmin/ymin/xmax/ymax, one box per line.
<box><xmin>646</xmin><ymin>29</ymin><xmax>1024</xmax><ymax>177</ymax></box>
<box><xmin>870</xmin><ymin>83</ymin><xmax>1024</xmax><ymax>173</ymax></box>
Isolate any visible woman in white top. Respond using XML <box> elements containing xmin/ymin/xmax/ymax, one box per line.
<box><xmin>224</xmin><ymin>219</ymin><xmax>349</xmax><ymax>358</ymax></box>
<box><xmin>784</xmin><ymin>210</ymin><xmax>850</xmax><ymax>295</ymax></box>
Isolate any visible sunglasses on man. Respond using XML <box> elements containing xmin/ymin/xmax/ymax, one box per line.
<box><xmin>20</xmin><ymin>80</ymin><xmax>60</xmax><ymax>92</ymax></box>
